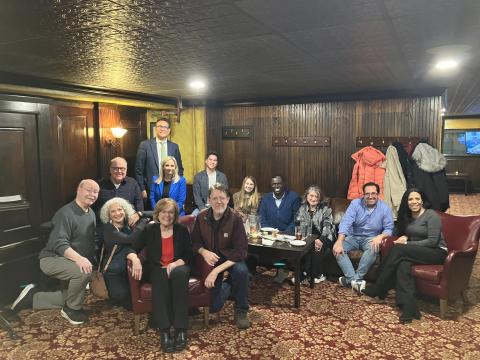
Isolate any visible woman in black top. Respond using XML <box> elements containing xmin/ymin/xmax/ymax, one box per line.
<box><xmin>99</xmin><ymin>197</ymin><xmax>148</xmax><ymax>309</ymax></box>
<box><xmin>134</xmin><ymin>198</ymin><xmax>193</xmax><ymax>353</ymax></box>
<box><xmin>359</xmin><ymin>188</ymin><xmax>448</xmax><ymax>323</ymax></box>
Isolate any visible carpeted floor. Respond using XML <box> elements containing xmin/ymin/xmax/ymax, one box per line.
<box><xmin>1</xmin><ymin>194</ymin><xmax>479</xmax><ymax>359</ymax></box>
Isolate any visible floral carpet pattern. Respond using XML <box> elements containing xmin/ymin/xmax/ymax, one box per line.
<box><xmin>1</xmin><ymin>194</ymin><xmax>480</xmax><ymax>359</ymax></box>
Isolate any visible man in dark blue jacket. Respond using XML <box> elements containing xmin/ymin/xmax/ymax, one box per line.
<box><xmin>259</xmin><ymin>175</ymin><xmax>300</xmax><ymax>234</ymax></box>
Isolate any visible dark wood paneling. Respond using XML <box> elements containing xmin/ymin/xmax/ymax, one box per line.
<box><xmin>207</xmin><ymin>96</ymin><xmax>443</xmax><ymax>198</ymax></box>
<box><xmin>446</xmin><ymin>157</ymin><xmax>480</xmax><ymax>192</ymax></box>
<box><xmin>51</xmin><ymin>105</ymin><xmax>96</xmax><ymax>204</ymax></box>
<box><xmin>98</xmin><ymin>105</ymin><xmax>146</xmax><ymax>178</ymax></box>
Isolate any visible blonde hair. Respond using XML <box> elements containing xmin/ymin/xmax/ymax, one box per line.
<box><xmin>237</xmin><ymin>176</ymin><xmax>260</xmax><ymax>209</ymax></box>
<box><xmin>152</xmin><ymin>198</ymin><xmax>179</xmax><ymax>224</ymax></box>
<box><xmin>100</xmin><ymin>197</ymin><xmax>136</xmax><ymax>224</ymax></box>
<box><xmin>155</xmin><ymin>156</ymin><xmax>180</xmax><ymax>184</ymax></box>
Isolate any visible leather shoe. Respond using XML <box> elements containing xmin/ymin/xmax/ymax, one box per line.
<box><xmin>160</xmin><ymin>331</ymin><xmax>174</xmax><ymax>353</ymax></box>
<box><xmin>361</xmin><ymin>285</ymin><xmax>386</xmax><ymax>300</ymax></box>
<box><xmin>399</xmin><ymin>303</ymin><xmax>421</xmax><ymax>324</ymax></box>
<box><xmin>174</xmin><ymin>329</ymin><xmax>188</xmax><ymax>351</ymax></box>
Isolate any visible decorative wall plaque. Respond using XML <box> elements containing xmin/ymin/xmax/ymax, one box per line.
<box><xmin>222</xmin><ymin>126</ymin><xmax>253</xmax><ymax>139</ymax></box>
<box><xmin>272</xmin><ymin>136</ymin><xmax>331</xmax><ymax>147</ymax></box>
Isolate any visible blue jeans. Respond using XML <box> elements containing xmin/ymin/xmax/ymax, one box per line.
<box><xmin>336</xmin><ymin>235</ymin><xmax>377</xmax><ymax>282</ymax></box>
<box><xmin>210</xmin><ymin>261</ymin><xmax>249</xmax><ymax>313</ymax></box>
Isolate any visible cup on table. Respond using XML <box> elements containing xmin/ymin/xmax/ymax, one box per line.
<box><xmin>295</xmin><ymin>226</ymin><xmax>302</xmax><ymax>240</ymax></box>
<box><xmin>248</xmin><ymin>214</ymin><xmax>259</xmax><ymax>234</ymax></box>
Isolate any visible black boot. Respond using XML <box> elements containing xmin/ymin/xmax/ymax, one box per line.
<box><xmin>160</xmin><ymin>330</ymin><xmax>174</xmax><ymax>353</ymax></box>
<box><xmin>399</xmin><ymin>302</ymin><xmax>420</xmax><ymax>324</ymax></box>
<box><xmin>362</xmin><ymin>284</ymin><xmax>388</xmax><ymax>300</ymax></box>
<box><xmin>174</xmin><ymin>329</ymin><xmax>187</xmax><ymax>352</ymax></box>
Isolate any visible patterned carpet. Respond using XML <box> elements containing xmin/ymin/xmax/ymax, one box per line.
<box><xmin>1</xmin><ymin>194</ymin><xmax>480</xmax><ymax>360</ymax></box>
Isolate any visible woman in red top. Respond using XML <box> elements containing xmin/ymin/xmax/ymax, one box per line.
<box><xmin>134</xmin><ymin>198</ymin><xmax>192</xmax><ymax>353</ymax></box>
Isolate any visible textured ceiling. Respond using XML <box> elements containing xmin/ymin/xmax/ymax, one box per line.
<box><xmin>0</xmin><ymin>0</ymin><xmax>479</xmax><ymax>113</ymax></box>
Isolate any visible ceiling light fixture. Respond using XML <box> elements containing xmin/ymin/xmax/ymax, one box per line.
<box><xmin>434</xmin><ymin>59</ymin><xmax>459</xmax><ymax>70</ymax></box>
<box><xmin>189</xmin><ymin>79</ymin><xmax>206</xmax><ymax>90</ymax></box>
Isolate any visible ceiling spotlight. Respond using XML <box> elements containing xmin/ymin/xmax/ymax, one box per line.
<box><xmin>189</xmin><ymin>79</ymin><xmax>206</xmax><ymax>90</ymax></box>
<box><xmin>434</xmin><ymin>59</ymin><xmax>459</xmax><ymax>70</ymax></box>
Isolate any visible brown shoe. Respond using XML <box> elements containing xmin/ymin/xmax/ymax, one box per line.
<box><xmin>234</xmin><ymin>309</ymin><xmax>250</xmax><ymax>329</ymax></box>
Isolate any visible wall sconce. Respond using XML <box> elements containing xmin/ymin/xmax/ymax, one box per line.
<box><xmin>105</xmin><ymin>127</ymin><xmax>127</xmax><ymax>147</ymax></box>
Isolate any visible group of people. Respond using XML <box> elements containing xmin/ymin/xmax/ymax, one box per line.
<box><xmin>8</xmin><ymin>117</ymin><xmax>449</xmax><ymax>354</ymax></box>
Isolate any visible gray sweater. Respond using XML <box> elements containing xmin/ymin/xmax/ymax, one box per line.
<box><xmin>39</xmin><ymin>201</ymin><xmax>96</xmax><ymax>261</ymax></box>
<box><xmin>405</xmin><ymin>209</ymin><xmax>447</xmax><ymax>249</ymax></box>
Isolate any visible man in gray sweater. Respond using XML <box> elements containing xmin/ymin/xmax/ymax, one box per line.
<box><xmin>10</xmin><ymin>179</ymin><xmax>99</xmax><ymax>325</ymax></box>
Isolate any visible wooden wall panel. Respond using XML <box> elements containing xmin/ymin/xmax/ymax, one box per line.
<box><xmin>98</xmin><ymin>105</ymin><xmax>146</xmax><ymax>178</ymax></box>
<box><xmin>446</xmin><ymin>157</ymin><xmax>480</xmax><ymax>192</ymax></box>
<box><xmin>207</xmin><ymin>96</ymin><xmax>443</xmax><ymax>198</ymax></box>
<box><xmin>52</xmin><ymin>105</ymin><xmax>96</xmax><ymax>204</ymax></box>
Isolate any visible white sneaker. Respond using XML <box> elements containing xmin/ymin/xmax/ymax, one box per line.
<box><xmin>314</xmin><ymin>274</ymin><xmax>327</xmax><ymax>284</ymax></box>
<box><xmin>351</xmin><ymin>280</ymin><xmax>366</xmax><ymax>293</ymax></box>
<box><xmin>290</xmin><ymin>276</ymin><xmax>309</xmax><ymax>285</ymax></box>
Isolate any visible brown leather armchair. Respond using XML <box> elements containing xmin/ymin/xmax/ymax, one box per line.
<box><xmin>381</xmin><ymin>212</ymin><xmax>480</xmax><ymax>318</ymax></box>
<box><xmin>127</xmin><ymin>215</ymin><xmax>213</xmax><ymax>334</ymax></box>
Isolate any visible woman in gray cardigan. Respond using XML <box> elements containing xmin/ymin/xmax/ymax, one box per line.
<box><xmin>292</xmin><ymin>185</ymin><xmax>336</xmax><ymax>285</ymax></box>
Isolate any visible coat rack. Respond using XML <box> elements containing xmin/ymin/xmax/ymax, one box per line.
<box><xmin>355</xmin><ymin>136</ymin><xmax>427</xmax><ymax>147</ymax></box>
<box><xmin>272</xmin><ymin>136</ymin><xmax>330</xmax><ymax>147</ymax></box>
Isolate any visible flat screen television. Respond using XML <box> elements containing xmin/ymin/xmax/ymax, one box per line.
<box><xmin>443</xmin><ymin>129</ymin><xmax>480</xmax><ymax>156</ymax></box>
<box><xmin>465</xmin><ymin>131</ymin><xmax>480</xmax><ymax>154</ymax></box>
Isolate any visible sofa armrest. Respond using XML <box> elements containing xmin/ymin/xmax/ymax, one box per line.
<box><xmin>380</xmin><ymin>236</ymin><xmax>397</xmax><ymax>258</ymax></box>
<box><xmin>127</xmin><ymin>258</ymin><xmax>142</xmax><ymax>303</ymax></box>
<box><xmin>191</xmin><ymin>254</ymin><xmax>214</xmax><ymax>283</ymax></box>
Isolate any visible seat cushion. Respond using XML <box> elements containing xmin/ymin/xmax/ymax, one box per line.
<box><xmin>412</xmin><ymin>264</ymin><xmax>444</xmax><ymax>284</ymax></box>
<box><xmin>139</xmin><ymin>277</ymin><xmax>204</xmax><ymax>300</ymax></box>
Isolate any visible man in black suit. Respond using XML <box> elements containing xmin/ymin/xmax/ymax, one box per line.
<box><xmin>135</xmin><ymin>117</ymin><xmax>184</xmax><ymax>204</ymax></box>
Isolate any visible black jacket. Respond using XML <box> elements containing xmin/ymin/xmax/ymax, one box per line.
<box><xmin>134</xmin><ymin>222</ymin><xmax>193</xmax><ymax>270</ymax></box>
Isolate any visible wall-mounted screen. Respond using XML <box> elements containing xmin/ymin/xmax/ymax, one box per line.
<box><xmin>443</xmin><ymin>129</ymin><xmax>480</xmax><ymax>156</ymax></box>
<box><xmin>466</xmin><ymin>131</ymin><xmax>480</xmax><ymax>154</ymax></box>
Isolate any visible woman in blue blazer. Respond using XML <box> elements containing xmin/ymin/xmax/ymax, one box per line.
<box><xmin>150</xmin><ymin>156</ymin><xmax>187</xmax><ymax>215</ymax></box>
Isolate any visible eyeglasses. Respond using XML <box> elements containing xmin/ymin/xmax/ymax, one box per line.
<box><xmin>156</xmin><ymin>125</ymin><xmax>170</xmax><ymax>130</ymax></box>
<box><xmin>364</xmin><ymin>192</ymin><xmax>378</xmax><ymax>197</ymax></box>
<box><xmin>111</xmin><ymin>167</ymin><xmax>127</xmax><ymax>172</ymax></box>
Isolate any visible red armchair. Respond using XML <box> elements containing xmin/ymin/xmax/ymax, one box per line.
<box><xmin>381</xmin><ymin>212</ymin><xmax>480</xmax><ymax>318</ymax></box>
<box><xmin>127</xmin><ymin>215</ymin><xmax>213</xmax><ymax>335</ymax></box>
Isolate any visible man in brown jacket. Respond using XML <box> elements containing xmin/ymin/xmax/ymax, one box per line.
<box><xmin>191</xmin><ymin>183</ymin><xmax>250</xmax><ymax>329</ymax></box>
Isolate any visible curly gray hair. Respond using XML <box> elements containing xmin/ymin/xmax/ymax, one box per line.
<box><xmin>99</xmin><ymin>197</ymin><xmax>136</xmax><ymax>224</ymax></box>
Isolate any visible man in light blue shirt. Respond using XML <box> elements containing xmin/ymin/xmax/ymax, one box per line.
<box><xmin>333</xmin><ymin>182</ymin><xmax>394</xmax><ymax>289</ymax></box>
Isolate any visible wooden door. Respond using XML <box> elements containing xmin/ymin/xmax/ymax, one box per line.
<box><xmin>0</xmin><ymin>111</ymin><xmax>42</xmax><ymax>303</ymax></box>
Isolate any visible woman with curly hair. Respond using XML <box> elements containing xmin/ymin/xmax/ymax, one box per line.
<box><xmin>99</xmin><ymin>197</ymin><xmax>149</xmax><ymax>309</ymax></box>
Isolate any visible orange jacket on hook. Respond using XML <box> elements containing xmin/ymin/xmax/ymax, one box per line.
<box><xmin>347</xmin><ymin>146</ymin><xmax>386</xmax><ymax>200</ymax></box>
